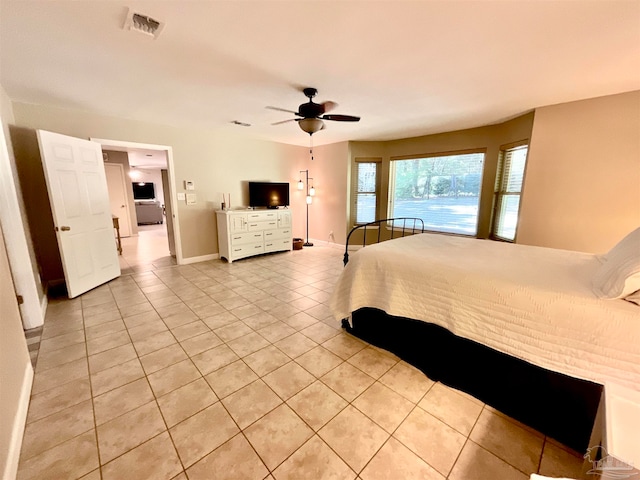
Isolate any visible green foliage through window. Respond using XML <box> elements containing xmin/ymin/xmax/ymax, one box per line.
<box><xmin>390</xmin><ymin>152</ymin><xmax>484</xmax><ymax>235</ymax></box>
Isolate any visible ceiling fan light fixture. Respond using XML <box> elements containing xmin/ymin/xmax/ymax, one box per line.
<box><xmin>298</xmin><ymin>118</ymin><xmax>324</xmax><ymax>135</ymax></box>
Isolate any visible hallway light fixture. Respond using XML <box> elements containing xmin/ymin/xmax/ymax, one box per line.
<box><xmin>298</xmin><ymin>170</ymin><xmax>314</xmax><ymax>246</ymax></box>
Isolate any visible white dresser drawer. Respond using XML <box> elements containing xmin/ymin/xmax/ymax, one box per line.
<box><xmin>230</xmin><ymin>231</ymin><xmax>263</xmax><ymax>245</ymax></box>
<box><xmin>247</xmin><ymin>220</ymin><xmax>278</xmax><ymax>231</ymax></box>
<box><xmin>247</xmin><ymin>211</ymin><xmax>277</xmax><ymax>222</ymax></box>
<box><xmin>231</xmin><ymin>243</ymin><xmax>265</xmax><ymax>258</ymax></box>
<box><xmin>265</xmin><ymin>238</ymin><xmax>291</xmax><ymax>253</ymax></box>
<box><xmin>264</xmin><ymin>228</ymin><xmax>291</xmax><ymax>240</ymax></box>
<box><xmin>264</xmin><ymin>228</ymin><xmax>291</xmax><ymax>241</ymax></box>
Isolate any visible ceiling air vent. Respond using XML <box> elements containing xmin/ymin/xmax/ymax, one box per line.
<box><xmin>123</xmin><ymin>8</ymin><xmax>164</xmax><ymax>39</ymax></box>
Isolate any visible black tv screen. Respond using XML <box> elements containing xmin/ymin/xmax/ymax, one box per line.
<box><xmin>249</xmin><ymin>182</ymin><xmax>289</xmax><ymax>208</ymax></box>
<box><xmin>132</xmin><ymin>182</ymin><xmax>155</xmax><ymax>200</ymax></box>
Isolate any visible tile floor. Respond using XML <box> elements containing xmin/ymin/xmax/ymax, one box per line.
<box><xmin>19</xmin><ymin>225</ymin><xmax>588</xmax><ymax>480</ymax></box>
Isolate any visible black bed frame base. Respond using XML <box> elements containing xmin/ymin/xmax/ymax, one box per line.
<box><xmin>344</xmin><ymin>308</ymin><xmax>602</xmax><ymax>453</ymax></box>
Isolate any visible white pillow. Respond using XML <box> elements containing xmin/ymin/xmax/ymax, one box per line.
<box><xmin>592</xmin><ymin>226</ymin><xmax>640</xmax><ymax>299</ymax></box>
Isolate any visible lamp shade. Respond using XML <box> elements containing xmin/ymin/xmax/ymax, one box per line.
<box><xmin>309</xmin><ymin>186</ymin><xmax>315</xmax><ymax>196</ymax></box>
<box><xmin>298</xmin><ymin>118</ymin><xmax>325</xmax><ymax>135</ymax></box>
<box><xmin>306</xmin><ymin>195</ymin><xmax>312</xmax><ymax>205</ymax></box>
<box><xmin>297</xmin><ymin>180</ymin><xmax>304</xmax><ymax>190</ymax></box>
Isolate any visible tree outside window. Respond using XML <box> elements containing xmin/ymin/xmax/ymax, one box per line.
<box><xmin>389</xmin><ymin>152</ymin><xmax>485</xmax><ymax>235</ymax></box>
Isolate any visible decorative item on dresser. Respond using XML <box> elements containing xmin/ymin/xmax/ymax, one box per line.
<box><xmin>216</xmin><ymin>209</ymin><xmax>292</xmax><ymax>263</ymax></box>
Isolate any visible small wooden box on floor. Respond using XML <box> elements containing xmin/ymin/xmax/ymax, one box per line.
<box><xmin>216</xmin><ymin>209</ymin><xmax>292</xmax><ymax>263</ymax></box>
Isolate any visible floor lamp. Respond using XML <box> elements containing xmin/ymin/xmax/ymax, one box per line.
<box><xmin>297</xmin><ymin>170</ymin><xmax>315</xmax><ymax>247</ymax></box>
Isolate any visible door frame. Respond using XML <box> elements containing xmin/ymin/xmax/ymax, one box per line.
<box><xmin>0</xmin><ymin>115</ymin><xmax>44</xmax><ymax>329</ymax></box>
<box><xmin>90</xmin><ymin>138</ymin><xmax>183</xmax><ymax>264</ymax></box>
<box><xmin>104</xmin><ymin>162</ymin><xmax>132</xmax><ymax>238</ymax></box>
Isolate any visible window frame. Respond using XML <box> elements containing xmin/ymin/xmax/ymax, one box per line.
<box><xmin>490</xmin><ymin>140</ymin><xmax>529</xmax><ymax>242</ymax></box>
<box><xmin>351</xmin><ymin>157</ymin><xmax>382</xmax><ymax>226</ymax></box>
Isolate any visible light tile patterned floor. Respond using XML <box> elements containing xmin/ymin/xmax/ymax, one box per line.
<box><xmin>19</xmin><ymin>226</ymin><xmax>587</xmax><ymax>480</ymax></box>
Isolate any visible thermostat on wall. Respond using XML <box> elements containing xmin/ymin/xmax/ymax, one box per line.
<box><xmin>184</xmin><ymin>180</ymin><xmax>195</xmax><ymax>190</ymax></box>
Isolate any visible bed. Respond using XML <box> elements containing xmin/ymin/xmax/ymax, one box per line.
<box><xmin>329</xmin><ymin>222</ymin><xmax>640</xmax><ymax>451</ymax></box>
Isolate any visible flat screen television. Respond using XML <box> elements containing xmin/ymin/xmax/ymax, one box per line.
<box><xmin>248</xmin><ymin>182</ymin><xmax>289</xmax><ymax>208</ymax></box>
<box><xmin>132</xmin><ymin>182</ymin><xmax>155</xmax><ymax>200</ymax></box>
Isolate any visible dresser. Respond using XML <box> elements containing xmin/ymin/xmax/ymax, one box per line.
<box><xmin>216</xmin><ymin>209</ymin><xmax>292</xmax><ymax>263</ymax></box>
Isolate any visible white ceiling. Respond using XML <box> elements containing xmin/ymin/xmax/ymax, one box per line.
<box><xmin>1</xmin><ymin>1</ymin><xmax>639</xmax><ymax>148</ymax></box>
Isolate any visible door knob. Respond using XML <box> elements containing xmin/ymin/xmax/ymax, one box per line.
<box><xmin>121</xmin><ymin>205</ymin><xmax>125</xmax><ymax>208</ymax></box>
<box><xmin>60</xmin><ymin>226</ymin><xmax>71</xmax><ymax>231</ymax></box>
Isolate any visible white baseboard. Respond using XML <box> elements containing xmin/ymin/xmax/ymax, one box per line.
<box><xmin>2</xmin><ymin>362</ymin><xmax>33</xmax><ymax>480</ymax></box>
<box><xmin>180</xmin><ymin>253</ymin><xmax>218</xmax><ymax>265</ymax></box>
<box><xmin>306</xmin><ymin>239</ymin><xmax>345</xmax><ymax>250</ymax></box>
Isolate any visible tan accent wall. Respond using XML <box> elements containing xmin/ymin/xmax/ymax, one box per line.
<box><xmin>11</xmin><ymin>103</ymin><xmax>306</xmax><ymax>261</ymax></box>
<box><xmin>519</xmin><ymin>91</ymin><xmax>640</xmax><ymax>253</ymax></box>
<box><xmin>349</xmin><ymin>113</ymin><xmax>535</xmax><ymax>240</ymax></box>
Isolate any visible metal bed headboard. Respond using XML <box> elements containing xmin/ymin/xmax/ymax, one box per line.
<box><xmin>343</xmin><ymin>217</ymin><xmax>425</xmax><ymax>266</ymax></box>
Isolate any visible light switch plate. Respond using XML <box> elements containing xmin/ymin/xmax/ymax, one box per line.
<box><xmin>186</xmin><ymin>193</ymin><xmax>197</xmax><ymax>205</ymax></box>
<box><xmin>177</xmin><ymin>192</ymin><xmax>186</xmax><ymax>201</ymax></box>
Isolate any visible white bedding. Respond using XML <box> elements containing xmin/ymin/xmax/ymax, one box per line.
<box><xmin>329</xmin><ymin>234</ymin><xmax>640</xmax><ymax>391</ymax></box>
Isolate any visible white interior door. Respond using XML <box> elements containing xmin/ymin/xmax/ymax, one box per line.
<box><xmin>104</xmin><ymin>163</ymin><xmax>132</xmax><ymax>237</ymax></box>
<box><xmin>37</xmin><ymin>130</ymin><xmax>120</xmax><ymax>298</ymax></box>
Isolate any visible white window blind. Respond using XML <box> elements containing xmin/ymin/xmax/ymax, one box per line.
<box><xmin>492</xmin><ymin>144</ymin><xmax>528</xmax><ymax>241</ymax></box>
<box><xmin>353</xmin><ymin>160</ymin><xmax>380</xmax><ymax>224</ymax></box>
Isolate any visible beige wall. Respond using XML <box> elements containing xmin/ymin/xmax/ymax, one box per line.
<box><xmin>291</xmin><ymin>141</ymin><xmax>350</xmax><ymax>245</ymax></box>
<box><xmin>10</xmin><ymin>102</ymin><xmax>306</xmax><ymax>261</ymax></box>
<box><xmin>519</xmin><ymin>91</ymin><xmax>640</xmax><ymax>253</ymax></box>
<box><xmin>0</xmin><ymin>223</ymin><xmax>33</xmax><ymax>480</ymax></box>
<box><xmin>9</xmin><ymin>91</ymin><xmax>638</xmax><ymax>259</ymax></box>
<box><xmin>349</xmin><ymin>113</ymin><xmax>535</xmax><ymax>240</ymax></box>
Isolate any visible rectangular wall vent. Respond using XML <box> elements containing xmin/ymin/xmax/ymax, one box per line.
<box><xmin>123</xmin><ymin>8</ymin><xmax>164</xmax><ymax>39</ymax></box>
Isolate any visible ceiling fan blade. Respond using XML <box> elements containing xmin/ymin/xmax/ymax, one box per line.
<box><xmin>320</xmin><ymin>101</ymin><xmax>338</xmax><ymax>114</ymax></box>
<box><xmin>266</xmin><ymin>106</ymin><xmax>301</xmax><ymax>115</ymax></box>
<box><xmin>321</xmin><ymin>114</ymin><xmax>360</xmax><ymax>122</ymax></box>
<box><xmin>271</xmin><ymin>118</ymin><xmax>297</xmax><ymax>125</ymax></box>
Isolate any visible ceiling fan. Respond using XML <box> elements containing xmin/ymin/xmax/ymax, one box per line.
<box><xmin>267</xmin><ymin>87</ymin><xmax>360</xmax><ymax>135</ymax></box>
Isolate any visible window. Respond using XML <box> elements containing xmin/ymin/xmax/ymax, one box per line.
<box><xmin>389</xmin><ymin>151</ymin><xmax>485</xmax><ymax>235</ymax></box>
<box><xmin>491</xmin><ymin>143</ymin><xmax>528</xmax><ymax>241</ymax></box>
<box><xmin>352</xmin><ymin>159</ymin><xmax>381</xmax><ymax>224</ymax></box>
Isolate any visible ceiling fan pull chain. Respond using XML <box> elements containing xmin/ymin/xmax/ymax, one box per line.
<box><xmin>310</xmin><ymin>134</ymin><xmax>314</xmax><ymax>161</ymax></box>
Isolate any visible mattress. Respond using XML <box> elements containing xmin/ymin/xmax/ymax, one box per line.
<box><xmin>329</xmin><ymin>233</ymin><xmax>640</xmax><ymax>391</ymax></box>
